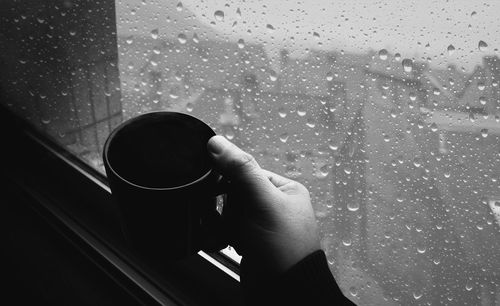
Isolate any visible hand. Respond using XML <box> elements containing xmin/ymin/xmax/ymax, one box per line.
<box><xmin>207</xmin><ymin>135</ymin><xmax>320</xmax><ymax>274</ymax></box>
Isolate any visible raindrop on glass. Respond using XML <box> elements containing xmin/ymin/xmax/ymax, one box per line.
<box><xmin>326</xmin><ymin>72</ymin><xmax>333</xmax><ymax>81</ymax></box>
<box><xmin>347</xmin><ymin>201</ymin><xmax>359</xmax><ymax>212</ymax></box>
<box><xmin>413</xmin><ymin>292</ymin><xmax>423</xmax><ymax>300</ymax></box>
<box><xmin>151</xmin><ymin>28</ymin><xmax>159</xmax><ymax>39</ymax></box>
<box><xmin>478</xmin><ymin>40</ymin><xmax>488</xmax><ymax>52</ymax></box>
<box><xmin>279</xmin><ymin>132</ymin><xmax>289</xmax><ymax>143</ymax></box>
<box><xmin>237</xmin><ymin>38</ymin><xmax>245</xmax><ymax>49</ymax></box>
<box><xmin>349</xmin><ymin>286</ymin><xmax>358</xmax><ymax>297</ymax></box>
<box><xmin>214</xmin><ymin>10</ymin><xmax>224</xmax><ymax>22</ymax></box>
<box><xmin>177</xmin><ymin>33</ymin><xmax>187</xmax><ymax>44</ymax></box>
<box><xmin>296</xmin><ymin>105</ymin><xmax>306</xmax><ymax>116</ymax></box>
<box><xmin>269</xmin><ymin>70</ymin><xmax>277</xmax><ymax>82</ymax></box>
<box><xmin>278</xmin><ymin>107</ymin><xmax>287</xmax><ymax>118</ymax></box>
<box><xmin>481</xmin><ymin>128</ymin><xmax>488</xmax><ymax>138</ymax></box>
<box><xmin>447</xmin><ymin>44</ymin><xmax>455</xmax><ymax>56</ymax></box>
<box><xmin>306</xmin><ymin>118</ymin><xmax>316</xmax><ymax>128</ymax></box>
<box><xmin>266</xmin><ymin>24</ymin><xmax>275</xmax><ymax>32</ymax></box>
<box><xmin>402</xmin><ymin>58</ymin><xmax>413</xmax><ymax>73</ymax></box>
<box><xmin>176</xmin><ymin>2</ymin><xmax>183</xmax><ymax>11</ymax></box>
<box><xmin>225</xmin><ymin>129</ymin><xmax>235</xmax><ymax>140</ymax></box>
<box><xmin>192</xmin><ymin>33</ymin><xmax>199</xmax><ymax>43</ymax></box>
<box><xmin>378</xmin><ymin>49</ymin><xmax>388</xmax><ymax>60</ymax></box>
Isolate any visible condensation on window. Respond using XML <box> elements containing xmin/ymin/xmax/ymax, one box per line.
<box><xmin>1</xmin><ymin>0</ymin><xmax>499</xmax><ymax>305</ymax></box>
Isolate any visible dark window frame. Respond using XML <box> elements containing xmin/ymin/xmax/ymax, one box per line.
<box><xmin>0</xmin><ymin>104</ymin><xmax>243</xmax><ymax>305</ymax></box>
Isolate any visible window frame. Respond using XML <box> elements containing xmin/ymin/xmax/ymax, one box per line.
<box><xmin>0</xmin><ymin>104</ymin><xmax>243</xmax><ymax>306</ymax></box>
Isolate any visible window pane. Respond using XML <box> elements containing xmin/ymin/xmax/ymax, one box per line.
<box><xmin>0</xmin><ymin>0</ymin><xmax>121</xmax><ymax>172</ymax></box>
<box><xmin>116</xmin><ymin>1</ymin><xmax>499</xmax><ymax>304</ymax></box>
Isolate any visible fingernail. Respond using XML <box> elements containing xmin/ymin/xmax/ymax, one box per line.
<box><xmin>207</xmin><ymin>135</ymin><xmax>228</xmax><ymax>155</ymax></box>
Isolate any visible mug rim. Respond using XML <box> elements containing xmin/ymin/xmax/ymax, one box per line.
<box><xmin>103</xmin><ymin>111</ymin><xmax>215</xmax><ymax>191</ymax></box>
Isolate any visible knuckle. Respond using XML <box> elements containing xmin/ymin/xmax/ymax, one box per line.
<box><xmin>231</xmin><ymin>151</ymin><xmax>256</xmax><ymax>169</ymax></box>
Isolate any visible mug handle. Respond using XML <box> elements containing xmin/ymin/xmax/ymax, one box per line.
<box><xmin>199</xmin><ymin>174</ymin><xmax>231</xmax><ymax>253</ymax></box>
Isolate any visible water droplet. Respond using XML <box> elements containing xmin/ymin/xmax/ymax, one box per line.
<box><xmin>477</xmin><ymin>82</ymin><xmax>485</xmax><ymax>90</ymax></box>
<box><xmin>344</xmin><ymin>167</ymin><xmax>352</xmax><ymax>175</ymax></box>
<box><xmin>236</xmin><ymin>8</ymin><xmax>242</xmax><ymax>18</ymax></box>
<box><xmin>326</xmin><ymin>72</ymin><xmax>333</xmax><ymax>81</ymax></box>
<box><xmin>383</xmin><ymin>133</ymin><xmax>390</xmax><ymax>142</ymax></box>
<box><xmin>342</xmin><ymin>238</ymin><xmax>352</xmax><ymax>246</ymax></box>
<box><xmin>417</xmin><ymin>245</ymin><xmax>426</xmax><ymax>254</ymax></box>
<box><xmin>296</xmin><ymin>105</ymin><xmax>306</xmax><ymax>116</ymax></box>
<box><xmin>186</xmin><ymin>102</ymin><xmax>194</xmax><ymax>112</ymax></box>
<box><xmin>176</xmin><ymin>2</ymin><xmax>183</xmax><ymax>11</ymax></box>
<box><xmin>126</xmin><ymin>36</ymin><xmax>134</xmax><ymax>44</ymax></box>
<box><xmin>478</xmin><ymin>40</ymin><xmax>488</xmax><ymax>52</ymax></box>
<box><xmin>266</xmin><ymin>24</ymin><xmax>275</xmax><ymax>31</ymax></box>
<box><xmin>481</xmin><ymin>128</ymin><xmax>488</xmax><ymax>138</ymax></box>
<box><xmin>328</xmin><ymin>140</ymin><xmax>338</xmax><ymax>151</ymax></box>
<box><xmin>313</xmin><ymin>32</ymin><xmax>320</xmax><ymax>39</ymax></box>
<box><xmin>278</xmin><ymin>107</ymin><xmax>287</xmax><ymax>118</ymax></box>
<box><xmin>192</xmin><ymin>33</ymin><xmax>199</xmax><ymax>43</ymax></box>
<box><xmin>237</xmin><ymin>38</ymin><xmax>245</xmax><ymax>49</ymax></box>
<box><xmin>430</xmin><ymin>122</ymin><xmax>438</xmax><ymax>132</ymax></box>
<box><xmin>306</xmin><ymin>118</ymin><xmax>316</xmax><ymax>128</ymax></box>
<box><xmin>279</xmin><ymin>132</ymin><xmax>289</xmax><ymax>143</ymax></box>
<box><xmin>394</xmin><ymin>53</ymin><xmax>401</xmax><ymax>61</ymax></box>
<box><xmin>318</xmin><ymin>164</ymin><xmax>330</xmax><ymax>178</ymax></box>
<box><xmin>402</xmin><ymin>58</ymin><xmax>413</xmax><ymax>73</ymax></box>
<box><xmin>471</xmin><ymin>11</ymin><xmax>477</xmax><ymax>18</ymax></box>
<box><xmin>177</xmin><ymin>33</ymin><xmax>187</xmax><ymax>44</ymax></box>
<box><xmin>214</xmin><ymin>10</ymin><xmax>224</xmax><ymax>22</ymax></box>
<box><xmin>347</xmin><ymin>201</ymin><xmax>359</xmax><ymax>212</ymax></box>
<box><xmin>479</xmin><ymin>96</ymin><xmax>487</xmax><ymax>105</ymax></box>
<box><xmin>41</xmin><ymin>118</ymin><xmax>51</xmax><ymax>124</ymax></box>
<box><xmin>349</xmin><ymin>286</ymin><xmax>358</xmax><ymax>297</ymax></box>
<box><xmin>413</xmin><ymin>157</ymin><xmax>422</xmax><ymax>168</ymax></box>
<box><xmin>269</xmin><ymin>69</ymin><xmax>277</xmax><ymax>82</ymax></box>
<box><xmin>409</xmin><ymin>92</ymin><xmax>417</xmax><ymax>101</ymax></box>
<box><xmin>447</xmin><ymin>44</ymin><xmax>455</xmax><ymax>56</ymax></box>
<box><xmin>413</xmin><ymin>292</ymin><xmax>423</xmax><ymax>300</ymax></box>
<box><xmin>69</xmin><ymin>30</ymin><xmax>77</xmax><ymax>36</ymax></box>
<box><xmin>151</xmin><ymin>28</ymin><xmax>159</xmax><ymax>39</ymax></box>
<box><xmin>378</xmin><ymin>49</ymin><xmax>388</xmax><ymax>60</ymax></box>
<box><xmin>37</xmin><ymin>17</ymin><xmax>45</xmax><ymax>24</ymax></box>
<box><xmin>225</xmin><ymin>129</ymin><xmax>235</xmax><ymax>140</ymax></box>
<box><xmin>465</xmin><ymin>282</ymin><xmax>473</xmax><ymax>291</ymax></box>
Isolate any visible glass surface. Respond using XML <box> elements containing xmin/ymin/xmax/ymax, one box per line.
<box><xmin>1</xmin><ymin>0</ymin><xmax>500</xmax><ymax>304</ymax></box>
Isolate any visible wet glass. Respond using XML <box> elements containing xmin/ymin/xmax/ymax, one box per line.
<box><xmin>1</xmin><ymin>0</ymin><xmax>499</xmax><ymax>304</ymax></box>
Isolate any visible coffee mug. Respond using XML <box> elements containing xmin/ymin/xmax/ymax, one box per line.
<box><xmin>103</xmin><ymin>111</ymin><xmax>226</xmax><ymax>261</ymax></box>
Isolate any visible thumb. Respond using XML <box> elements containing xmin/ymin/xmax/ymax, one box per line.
<box><xmin>207</xmin><ymin>136</ymin><xmax>272</xmax><ymax>191</ymax></box>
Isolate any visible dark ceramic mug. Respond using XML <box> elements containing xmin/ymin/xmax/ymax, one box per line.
<box><xmin>103</xmin><ymin>111</ymin><xmax>225</xmax><ymax>261</ymax></box>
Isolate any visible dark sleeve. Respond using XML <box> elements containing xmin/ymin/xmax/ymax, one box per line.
<box><xmin>241</xmin><ymin>250</ymin><xmax>356</xmax><ymax>306</ymax></box>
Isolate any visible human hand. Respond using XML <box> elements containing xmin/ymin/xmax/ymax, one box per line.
<box><xmin>207</xmin><ymin>135</ymin><xmax>320</xmax><ymax>274</ymax></box>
